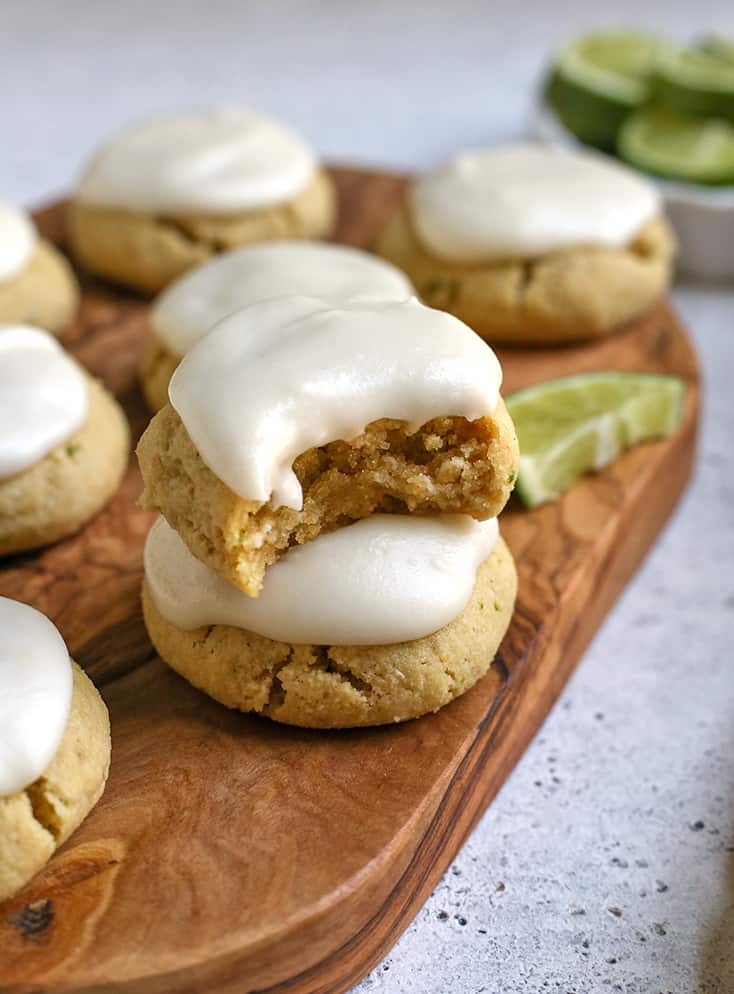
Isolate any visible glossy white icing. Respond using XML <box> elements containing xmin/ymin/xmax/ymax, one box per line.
<box><xmin>410</xmin><ymin>143</ymin><xmax>661</xmax><ymax>262</ymax></box>
<box><xmin>152</xmin><ymin>242</ymin><xmax>415</xmax><ymax>357</ymax></box>
<box><xmin>169</xmin><ymin>295</ymin><xmax>502</xmax><ymax>510</ymax></box>
<box><xmin>0</xmin><ymin>325</ymin><xmax>88</xmax><ymax>480</ymax></box>
<box><xmin>145</xmin><ymin>514</ymin><xmax>498</xmax><ymax>645</ymax></box>
<box><xmin>0</xmin><ymin>597</ymin><xmax>73</xmax><ymax>797</ymax></box>
<box><xmin>0</xmin><ymin>203</ymin><xmax>37</xmax><ymax>281</ymax></box>
<box><xmin>75</xmin><ymin>107</ymin><xmax>316</xmax><ymax>213</ymax></box>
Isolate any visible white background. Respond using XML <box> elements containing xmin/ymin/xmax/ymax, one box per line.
<box><xmin>3</xmin><ymin>3</ymin><xmax>733</xmax><ymax>992</ymax></box>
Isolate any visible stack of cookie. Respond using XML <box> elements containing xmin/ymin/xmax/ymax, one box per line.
<box><xmin>138</xmin><ymin>294</ymin><xmax>519</xmax><ymax>728</ymax></box>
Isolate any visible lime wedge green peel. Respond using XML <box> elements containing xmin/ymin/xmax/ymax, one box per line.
<box><xmin>700</xmin><ymin>35</ymin><xmax>734</xmax><ymax>67</ymax></box>
<box><xmin>651</xmin><ymin>46</ymin><xmax>734</xmax><ymax>121</ymax></box>
<box><xmin>618</xmin><ymin>107</ymin><xmax>734</xmax><ymax>184</ymax></box>
<box><xmin>545</xmin><ymin>32</ymin><xmax>665</xmax><ymax>149</ymax></box>
<box><xmin>505</xmin><ymin>372</ymin><xmax>686</xmax><ymax>509</ymax></box>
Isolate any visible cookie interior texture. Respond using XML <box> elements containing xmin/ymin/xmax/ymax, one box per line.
<box><xmin>143</xmin><ymin>534</ymin><xmax>516</xmax><ymax>728</ymax></box>
<box><xmin>0</xmin><ymin>373</ymin><xmax>130</xmax><ymax>556</ymax></box>
<box><xmin>376</xmin><ymin>205</ymin><xmax>676</xmax><ymax>344</ymax></box>
<box><xmin>0</xmin><ymin>663</ymin><xmax>111</xmax><ymax>902</ymax></box>
<box><xmin>137</xmin><ymin>399</ymin><xmax>519</xmax><ymax>597</ymax></box>
<box><xmin>68</xmin><ymin>169</ymin><xmax>337</xmax><ymax>294</ymax></box>
<box><xmin>0</xmin><ymin>239</ymin><xmax>79</xmax><ymax>334</ymax></box>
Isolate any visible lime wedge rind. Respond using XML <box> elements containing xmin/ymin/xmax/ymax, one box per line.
<box><xmin>651</xmin><ymin>46</ymin><xmax>734</xmax><ymax>121</ymax></box>
<box><xmin>618</xmin><ymin>108</ymin><xmax>734</xmax><ymax>185</ymax></box>
<box><xmin>544</xmin><ymin>71</ymin><xmax>628</xmax><ymax>150</ymax></box>
<box><xmin>700</xmin><ymin>35</ymin><xmax>734</xmax><ymax>67</ymax></box>
<box><xmin>659</xmin><ymin>46</ymin><xmax>734</xmax><ymax>90</ymax></box>
<box><xmin>556</xmin><ymin>48</ymin><xmax>645</xmax><ymax>106</ymax></box>
<box><xmin>506</xmin><ymin>372</ymin><xmax>686</xmax><ymax>509</ymax></box>
<box><xmin>541</xmin><ymin>29</ymin><xmax>734</xmax><ymax>187</ymax></box>
<box><xmin>555</xmin><ymin>32</ymin><xmax>663</xmax><ymax>104</ymax></box>
<box><xmin>545</xmin><ymin>31</ymin><xmax>664</xmax><ymax>149</ymax></box>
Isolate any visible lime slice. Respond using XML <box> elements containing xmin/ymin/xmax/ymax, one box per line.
<box><xmin>618</xmin><ymin>107</ymin><xmax>734</xmax><ymax>183</ymax></box>
<box><xmin>505</xmin><ymin>372</ymin><xmax>685</xmax><ymax>508</ymax></box>
<box><xmin>545</xmin><ymin>32</ymin><xmax>664</xmax><ymax>149</ymax></box>
<box><xmin>544</xmin><ymin>71</ymin><xmax>624</xmax><ymax>149</ymax></box>
<box><xmin>700</xmin><ymin>35</ymin><xmax>734</xmax><ymax>67</ymax></box>
<box><xmin>651</xmin><ymin>46</ymin><xmax>734</xmax><ymax>120</ymax></box>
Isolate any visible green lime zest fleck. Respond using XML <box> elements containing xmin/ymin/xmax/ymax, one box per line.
<box><xmin>65</xmin><ymin>442</ymin><xmax>81</xmax><ymax>458</ymax></box>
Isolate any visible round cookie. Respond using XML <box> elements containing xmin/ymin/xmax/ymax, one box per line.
<box><xmin>139</xmin><ymin>339</ymin><xmax>180</xmax><ymax>414</ymax></box>
<box><xmin>0</xmin><ymin>373</ymin><xmax>130</xmax><ymax>556</ymax></box>
<box><xmin>0</xmin><ymin>202</ymin><xmax>79</xmax><ymax>334</ymax></box>
<box><xmin>0</xmin><ymin>240</ymin><xmax>79</xmax><ymax>334</ymax></box>
<box><xmin>142</xmin><ymin>535</ymin><xmax>517</xmax><ymax>729</ymax></box>
<box><xmin>0</xmin><ymin>662</ymin><xmax>110</xmax><ymax>902</ymax></box>
<box><xmin>377</xmin><ymin>207</ymin><xmax>674</xmax><ymax>344</ymax></box>
<box><xmin>139</xmin><ymin>242</ymin><xmax>415</xmax><ymax>411</ymax></box>
<box><xmin>376</xmin><ymin>144</ymin><xmax>676</xmax><ymax>345</ymax></box>
<box><xmin>69</xmin><ymin>170</ymin><xmax>335</xmax><ymax>295</ymax></box>
<box><xmin>68</xmin><ymin>109</ymin><xmax>337</xmax><ymax>294</ymax></box>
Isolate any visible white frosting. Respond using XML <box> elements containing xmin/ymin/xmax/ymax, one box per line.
<box><xmin>169</xmin><ymin>295</ymin><xmax>502</xmax><ymax>510</ymax></box>
<box><xmin>410</xmin><ymin>143</ymin><xmax>661</xmax><ymax>262</ymax></box>
<box><xmin>0</xmin><ymin>325</ymin><xmax>88</xmax><ymax>480</ymax></box>
<box><xmin>0</xmin><ymin>597</ymin><xmax>73</xmax><ymax>797</ymax></box>
<box><xmin>145</xmin><ymin>514</ymin><xmax>498</xmax><ymax>645</ymax></box>
<box><xmin>152</xmin><ymin>242</ymin><xmax>415</xmax><ymax>358</ymax></box>
<box><xmin>0</xmin><ymin>203</ymin><xmax>37</xmax><ymax>281</ymax></box>
<box><xmin>75</xmin><ymin>107</ymin><xmax>316</xmax><ymax>213</ymax></box>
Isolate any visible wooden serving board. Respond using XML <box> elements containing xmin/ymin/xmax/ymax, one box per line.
<box><xmin>0</xmin><ymin>168</ymin><xmax>699</xmax><ymax>994</ymax></box>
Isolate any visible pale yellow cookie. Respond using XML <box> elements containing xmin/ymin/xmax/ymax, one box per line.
<box><xmin>143</xmin><ymin>535</ymin><xmax>516</xmax><ymax>728</ymax></box>
<box><xmin>0</xmin><ymin>663</ymin><xmax>111</xmax><ymax>902</ymax></box>
<box><xmin>376</xmin><ymin>206</ymin><xmax>676</xmax><ymax>344</ymax></box>
<box><xmin>68</xmin><ymin>169</ymin><xmax>337</xmax><ymax>294</ymax></box>
<box><xmin>0</xmin><ymin>240</ymin><xmax>79</xmax><ymax>334</ymax></box>
<box><xmin>138</xmin><ymin>400</ymin><xmax>519</xmax><ymax>597</ymax></box>
<box><xmin>139</xmin><ymin>336</ymin><xmax>178</xmax><ymax>413</ymax></box>
<box><xmin>0</xmin><ymin>374</ymin><xmax>130</xmax><ymax>556</ymax></box>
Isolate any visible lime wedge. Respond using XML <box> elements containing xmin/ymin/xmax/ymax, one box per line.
<box><xmin>618</xmin><ymin>107</ymin><xmax>734</xmax><ymax>183</ymax></box>
<box><xmin>545</xmin><ymin>32</ymin><xmax>664</xmax><ymax>149</ymax></box>
<box><xmin>651</xmin><ymin>46</ymin><xmax>734</xmax><ymax>120</ymax></box>
<box><xmin>505</xmin><ymin>372</ymin><xmax>685</xmax><ymax>508</ymax></box>
<box><xmin>700</xmin><ymin>35</ymin><xmax>734</xmax><ymax>66</ymax></box>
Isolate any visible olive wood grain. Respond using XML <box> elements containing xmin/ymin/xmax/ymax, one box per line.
<box><xmin>0</xmin><ymin>167</ymin><xmax>699</xmax><ymax>994</ymax></box>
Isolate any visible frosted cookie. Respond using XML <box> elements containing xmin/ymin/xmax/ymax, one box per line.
<box><xmin>142</xmin><ymin>515</ymin><xmax>517</xmax><ymax>728</ymax></box>
<box><xmin>137</xmin><ymin>295</ymin><xmax>519</xmax><ymax>596</ymax></box>
<box><xmin>376</xmin><ymin>144</ymin><xmax>676</xmax><ymax>345</ymax></box>
<box><xmin>0</xmin><ymin>203</ymin><xmax>79</xmax><ymax>333</ymax></box>
<box><xmin>0</xmin><ymin>326</ymin><xmax>130</xmax><ymax>556</ymax></box>
<box><xmin>0</xmin><ymin>597</ymin><xmax>110</xmax><ymax>901</ymax></box>
<box><xmin>139</xmin><ymin>242</ymin><xmax>415</xmax><ymax>411</ymax></box>
<box><xmin>68</xmin><ymin>108</ymin><xmax>337</xmax><ymax>293</ymax></box>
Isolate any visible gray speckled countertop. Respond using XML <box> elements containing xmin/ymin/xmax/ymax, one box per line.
<box><xmin>3</xmin><ymin>2</ymin><xmax>732</xmax><ymax>991</ymax></box>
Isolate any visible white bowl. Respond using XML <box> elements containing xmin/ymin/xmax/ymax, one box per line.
<box><xmin>534</xmin><ymin>105</ymin><xmax>734</xmax><ymax>283</ymax></box>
